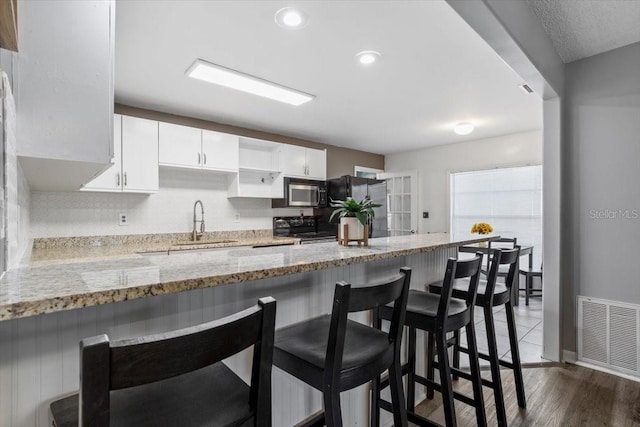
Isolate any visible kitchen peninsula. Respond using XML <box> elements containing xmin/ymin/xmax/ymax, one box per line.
<box><xmin>0</xmin><ymin>233</ymin><xmax>490</xmax><ymax>426</ymax></box>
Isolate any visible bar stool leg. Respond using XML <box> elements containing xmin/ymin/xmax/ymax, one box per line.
<box><xmin>323</xmin><ymin>384</ymin><xmax>343</xmax><ymax>427</ymax></box>
<box><xmin>435</xmin><ymin>332</ymin><xmax>457</xmax><ymax>427</ymax></box>
<box><xmin>452</xmin><ymin>330</ymin><xmax>460</xmax><ymax>380</ymax></box>
<box><xmin>465</xmin><ymin>321</ymin><xmax>487</xmax><ymax>427</ymax></box>
<box><xmin>525</xmin><ymin>273</ymin><xmax>531</xmax><ymax>306</ymax></box>
<box><xmin>505</xmin><ymin>301</ymin><xmax>527</xmax><ymax>408</ymax></box>
<box><xmin>371</xmin><ymin>311</ymin><xmax>382</xmax><ymax>427</ymax></box>
<box><xmin>407</xmin><ymin>326</ymin><xmax>417</xmax><ymax>412</ymax></box>
<box><xmin>370</xmin><ymin>375</ymin><xmax>380</xmax><ymax>427</ymax></box>
<box><xmin>389</xmin><ymin>349</ymin><xmax>408</xmax><ymax>427</ymax></box>
<box><xmin>426</xmin><ymin>331</ymin><xmax>435</xmax><ymax>399</ymax></box>
<box><xmin>484</xmin><ymin>305</ymin><xmax>507</xmax><ymax>427</ymax></box>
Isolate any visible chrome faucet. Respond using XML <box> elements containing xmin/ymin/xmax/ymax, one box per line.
<box><xmin>192</xmin><ymin>200</ymin><xmax>205</xmax><ymax>241</ymax></box>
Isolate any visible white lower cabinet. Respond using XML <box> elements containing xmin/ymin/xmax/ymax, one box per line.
<box><xmin>83</xmin><ymin>115</ymin><xmax>159</xmax><ymax>193</ymax></box>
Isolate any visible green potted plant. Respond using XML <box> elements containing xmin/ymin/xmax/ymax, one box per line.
<box><xmin>329</xmin><ymin>197</ymin><xmax>382</xmax><ymax>241</ymax></box>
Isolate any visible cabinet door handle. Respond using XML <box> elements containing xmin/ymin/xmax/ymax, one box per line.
<box><xmin>116</xmin><ymin>173</ymin><xmax>120</xmax><ymax>187</ymax></box>
<box><xmin>198</xmin><ymin>152</ymin><xmax>201</xmax><ymax>165</ymax></box>
<box><xmin>124</xmin><ymin>172</ymin><xmax>127</xmax><ymax>187</ymax></box>
<box><xmin>203</xmin><ymin>153</ymin><xmax>207</xmax><ymax>165</ymax></box>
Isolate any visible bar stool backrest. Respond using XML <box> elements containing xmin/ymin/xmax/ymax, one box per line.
<box><xmin>437</xmin><ymin>254</ymin><xmax>483</xmax><ymax>326</ymax></box>
<box><xmin>486</xmin><ymin>237</ymin><xmax>517</xmax><ymax>269</ymax></box>
<box><xmin>79</xmin><ymin>297</ymin><xmax>277</xmax><ymax>427</ymax></box>
<box><xmin>325</xmin><ymin>267</ymin><xmax>411</xmax><ymax>386</ymax></box>
<box><xmin>484</xmin><ymin>247</ymin><xmax>521</xmax><ymax>299</ymax></box>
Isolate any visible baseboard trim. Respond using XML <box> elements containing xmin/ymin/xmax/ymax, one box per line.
<box><xmin>562</xmin><ymin>350</ymin><xmax>576</xmax><ymax>363</ymax></box>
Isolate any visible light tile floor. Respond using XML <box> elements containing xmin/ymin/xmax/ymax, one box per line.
<box><xmin>460</xmin><ymin>294</ymin><xmax>543</xmax><ymax>366</ymax></box>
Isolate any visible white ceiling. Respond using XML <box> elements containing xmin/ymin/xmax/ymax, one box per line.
<box><xmin>527</xmin><ymin>0</ymin><xmax>640</xmax><ymax>63</ymax></box>
<box><xmin>115</xmin><ymin>0</ymin><xmax>542</xmax><ymax>155</ymax></box>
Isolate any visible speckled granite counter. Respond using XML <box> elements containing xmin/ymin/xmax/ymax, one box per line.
<box><xmin>0</xmin><ymin>233</ymin><xmax>490</xmax><ymax>321</ymax></box>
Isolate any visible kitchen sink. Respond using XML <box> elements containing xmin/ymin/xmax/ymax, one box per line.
<box><xmin>138</xmin><ymin>245</ymin><xmax>248</xmax><ymax>256</ymax></box>
<box><xmin>173</xmin><ymin>239</ymin><xmax>237</xmax><ymax>246</ymax></box>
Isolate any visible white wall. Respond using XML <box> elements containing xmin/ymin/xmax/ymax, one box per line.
<box><xmin>30</xmin><ymin>168</ymin><xmax>306</xmax><ymax>238</ymax></box>
<box><xmin>563</xmin><ymin>42</ymin><xmax>640</xmax><ymax>351</ymax></box>
<box><xmin>385</xmin><ymin>130</ymin><xmax>542</xmax><ymax>234</ymax></box>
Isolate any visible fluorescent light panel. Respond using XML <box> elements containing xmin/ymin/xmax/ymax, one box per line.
<box><xmin>186</xmin><ymin>59</ymin><xmax>314</xmax><ymax>106</ymax></box>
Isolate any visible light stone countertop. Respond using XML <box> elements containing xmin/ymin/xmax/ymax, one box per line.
<box><xmin>0</xmin><ymin>233</ymin><xmax>491</xmax><ymax>321</ymax></box>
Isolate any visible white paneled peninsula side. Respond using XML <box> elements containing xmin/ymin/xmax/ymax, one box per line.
<box><xmin>0</xmin><ymin>233</ymin><xmax>490</xmax><ymax>427</ymax></box>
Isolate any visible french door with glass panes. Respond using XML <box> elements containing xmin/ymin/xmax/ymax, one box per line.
<box><xmin>378</xmin><ymin>170</ymin><xmax>418</xmax><ymax>236</ymax></box>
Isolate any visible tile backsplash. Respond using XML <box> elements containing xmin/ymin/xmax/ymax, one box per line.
<box><xmin>31</xmin><ymin>168</ymin><xmax>308</xmax><ymax>238</ymax></box>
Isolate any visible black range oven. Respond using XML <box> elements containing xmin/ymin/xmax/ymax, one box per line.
<box><xmin>273</xmin><ymin>216</ymin><xmax>337</xmax><ymax>244</ymax></box>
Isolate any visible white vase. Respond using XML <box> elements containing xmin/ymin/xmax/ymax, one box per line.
<box><xmin>339</xmin><ymin>217</ymin><xmax>365</xmax><ymax>240</ymax></box>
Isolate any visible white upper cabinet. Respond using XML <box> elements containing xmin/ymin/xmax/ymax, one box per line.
<box><xmin>282</xmin><ymin>145</ymin><xmax>327</xmax><ymax>180</ymax></box>
<box><xmin>121</xmin><ymin>116</ymin><xmax>159</xmax><ymax>192</ymax></box>
<box><xmin>228</xmin><ymin>138</ymin><xmax>282</xmax><ymax>198</ymax></box>
<box><xmin>16</xmin><ymin>0</ymin><xmax>116</xmax><ymax>191</ymax></box>
<box><xmin>305</xmin><ymin>148</ymin><xmax>327</xmax><ymax>180</ymax></box>
<box><xmin>158</xmin><ymin>123</ymin><xmax>202</xmax><ymax>169</ymax></box>
<box><xmin>81</xmin><ymin>115</ymin><xmax>123</xmax><ymax>191</ymax></box>
<box><xmin>83</xmin><ymin>115</ymin><xmax>159</xmax><ymax>193</ymax></box>
<box><xmin>158</xmin><ymin>124</ymin><xmax>239</xmax><ymax>172</ymax></box>
<box><xmin>202</xmin><ymin>130</ymin><xmax>239</xmax><ymax>172</ymax></box>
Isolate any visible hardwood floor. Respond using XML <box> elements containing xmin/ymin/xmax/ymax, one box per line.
<box><xmin>413</xmin><ymin>364</ymin><xmax>640</xmax><ymax>426</ymax></box>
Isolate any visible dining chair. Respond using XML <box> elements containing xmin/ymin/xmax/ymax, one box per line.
<box><xmin>520</xmin><ymin>262</ymin><xmax>543</xmax><ymax>305</ymax></box>
<box><xmin>49</xmin><ymin>297</ymin><xmax>277</xmax><ymax>427</ymax></box>
<box><xmin>273</xmin><ymin>268</ymin><xmax>411</xmax><ymax>427</ymax></box>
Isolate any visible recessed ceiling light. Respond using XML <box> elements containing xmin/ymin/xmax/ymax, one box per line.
<box><xmin>355</xmin><ymin>51</ymin><xmax>381</xmax><ymax>66</ymax></box>
<box><xmin>275</xmin><ymin>7</ymin><xmax>308</xmax><ymax>29</ymax></box>
<box><xmin>186</xmin><ymin>59</ymin><xmax>314</xmax><ymax>106</ymax></box>
<box><xmin>453</xmin><ymin>122</ymin><xmax>475</xmax><ymax>135</ymax></box>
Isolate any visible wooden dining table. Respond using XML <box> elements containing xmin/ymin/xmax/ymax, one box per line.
<box><xmin>457</xmin><ymin>244</ymin><xmax>534</xmax><ymax>306</ymax></box>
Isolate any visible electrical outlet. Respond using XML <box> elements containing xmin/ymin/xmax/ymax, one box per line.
<box><xmin>234</xmin><ymin>214</ymin><xmax>241</xmax><ymax>223</ymax></box>
<box><xmin>118</xmin><ymin>213</ymin><xmax>128</xmax><ymax>226</ymax></box>
<box><xmin>422</xmin><ymin>212</ymin><xmax>429</xmax><ymax>219</ymax></box>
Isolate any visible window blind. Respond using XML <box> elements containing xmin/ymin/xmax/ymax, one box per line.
<box><xmin>450</xmin><ymin>165</ymin><xmax>543</xmax><ymax>267</ymax></box>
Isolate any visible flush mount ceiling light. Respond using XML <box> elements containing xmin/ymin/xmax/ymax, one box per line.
<box><xmin>275</xmin><ymin>7</ymin><xmax>308</xmax><ymax>29</ymax></box>
<box><xmin>453</xmin><ymin>122</ymin><xmax>475</xmax><ymax>135</ymax></box>
<box><xmin>186</xmin><ymin>59</ymin><xmax>314</xmax><ymax>106</ymax></box>
<box><xmin>355</xmin><ymin>50</ymin><xmax>381</xmax><ymax>66</ymax></box>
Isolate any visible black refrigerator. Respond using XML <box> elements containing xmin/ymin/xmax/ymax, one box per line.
<box><xmin>314</xmin><ymin>175</ymin><xmax>388</xmax><ymax>238</ymax></box>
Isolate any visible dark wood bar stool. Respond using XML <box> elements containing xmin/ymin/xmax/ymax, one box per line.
<box><xmin>374</xmin><ymin>255</ymin><xmax>485</xmax><ymax>427</ymax></box>
<box><xmin>481</xmin><ymin>237</ymin><xmax>517</xmax><ymax>277</ymax></box>
<box><xmin>273</xmin><ymin>268</ymin><xmax>411</xmax><ymax>427</ymax></box>
<box><xmin>430</xmin><ymin>248</ymin><xmax>524</xmax><ymax>426</ymax></box>
<box><xmin>49</xmin><ymin>297</ymin><xmax>277</xmax><ymax>427</ymax></box>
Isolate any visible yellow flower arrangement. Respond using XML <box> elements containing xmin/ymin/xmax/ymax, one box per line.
<box><xmin>471</xmin><ymin>222</ymin><xmax>493</xmax><ymax>235</ymax></box>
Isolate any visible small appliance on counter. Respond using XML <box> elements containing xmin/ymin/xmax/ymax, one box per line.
<box><xmin>273</xmin><ymin>216</ymin><xmax>337</xmax><ymax>244</ymax></box>
<box><xmin>314</xmin><ymin>175</ymin><xmax>388</xmax><ymax>239</ymax></box>
<box><xmin>272</xmin><ymin>177</ymin><xmax>327</xmax><ymax>208</ymax></box>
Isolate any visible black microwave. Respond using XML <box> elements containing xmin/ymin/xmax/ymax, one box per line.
<box><xmin>272</xmin><ymin>177</ymin><xmax>327</xmax><ymax>208</ymax></box>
